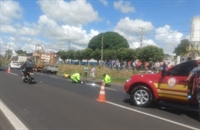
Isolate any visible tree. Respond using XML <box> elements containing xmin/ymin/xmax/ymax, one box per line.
<box><xmin>173</xmin><ymin>39</ymin><xmax>190</xmax><ymax>56</ymax></box>
<box><xmin>91</xmin><ymin>49</ymin><xmax>101</xmax><ymax>65</ymax></box>
<box><xmin>88</xmin><ymin>31</ymin><xmax>129</xmax><ymax>51</ymax></box>
<box><xmin>82</xmin><ymin>48</ymin><xmax>93</xmax><ymax>64</ymax></box>
<box><xmin>75</xmin><ymin>50</ymin><xmax>84</xmax><ymax>65</ymax></box>
<box><xmin>103</xmin><ymin>50</ymin><xmax>117</xmax><ymax>61</ymax></box>
<box><xmin>15</xmin><ymin>49</ymin><xmax>26</xmax><ymax>56</ymax></box>
<box><xmin>66</xmin><ymin>50</ymin><xmax>76</xmax><ymax>64</ymax></box>
<box><xmin>58</xmin><ymin>50</ymin><xmax>67</xmax><ymax>63</ymax></box>
<box><xmin>137</xmin><ymin>45</ymin><xmax>164</xmax><ymax>62</ymax></box>
<box><xmin>5</xmin><ymin>49</ymin><xmax>12</xmax><ymax>60</ymax></box>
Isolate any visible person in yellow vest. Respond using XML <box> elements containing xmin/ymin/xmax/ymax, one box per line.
<box><xmin>103</xmin><ymin>74</ymin><xmax>111</xmax><ymax>87</ymax></box>
<box><xmin>70</xmin><ymin>73</ymin><xmax>83</xmax><ymax>83</ymax></box>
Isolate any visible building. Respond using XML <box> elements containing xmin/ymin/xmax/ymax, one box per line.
<box><xmin>188</xmin><ymin>16</ymin><xmax>200</xmax><ymax>59</ymax></box>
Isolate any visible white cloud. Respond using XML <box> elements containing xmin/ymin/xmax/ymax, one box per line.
<box><xmin>1</xmin><ymin>25</ymin><xmax>16</xmax><ymax>34</ymax></box>
<box><xmin>37</xmin><ymin>0</ymin><xmax>99</xmax><ymax>26</ymax></box>
<box><xmin>115</xmin><ymin>17</ymin><xmax>154</xmax><ymax>35</ymax></box>
<box><xmin>100</xmin><ymin>0</ymin><xmax>108</xmax><ymax>6</ymax></box>
<box><xmin>155</xmin><ymin>25</ymin><xmax>183</xmax><ymax>54</ymax></box>
<box><xmin>0</xmin><ymin>0</ymin><xmax>23</xmax><ymax>24</ymax></box>
<box><xmin>114</xmin><ymin>17</ymin><xmax>155</xmax><ymax>48</ymax></box>
<box><xmin>37</xmin><ymin>15</ymin><xmax>99</xmax><ymax>47</ymax></box>
<box><xmin>114</xmin><ymin>0</ymin><xmax>135</xmax><ymax>13</ymax></box>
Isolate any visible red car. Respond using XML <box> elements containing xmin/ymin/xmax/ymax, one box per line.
<box><xmin>124</xmin><ymin>60</ymin><xmax>199</xmax><ymax>108</ymax></box>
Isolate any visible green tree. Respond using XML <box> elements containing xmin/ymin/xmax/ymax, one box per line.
<box><xmin>137</xmin><ymin>45</ymin><xmax>164</xmax><ymax>62</ymax></box>
<box><xmin>116</xmin><ymin>48</ymin><xmax>136</xmax><ymax>61</ymax></box>
<box><xmin>173</xmin><ymin>39</ymin><xmax>189</xmax><ymax>56</ymax></box>
<box><xmin>75</xmin><ymin>50</ymin><xmax>84</xmax><ymax>65</ymax></box>
<box><xmin>91</xmin><ymin>49</ymin><xmax>101</xmax><ymax>65</ymax></box>
<box><xmin>82</xmin><ymin>48</ymin><xmax>93</xmax><ymax>64</ymax></box>
<box><xmin>88</xmin><ymin>31</ymin><xmax>129</xmax><ymax>51</ymax></box>
<box><xmin>103</xmin><ymin>50</ymin><xmax>117</xmax><ymax>61</ymax></box>
<box><xmin>58</xmin><ymin>50</ymin><xmax>67</xmax><ymax>63</ymax></box>
<box><xmin>15</xmin><ymin>49</ymin><xmax>26</xmax><ymax>56</ymax></box>
<box><xmin>66</xmin><ymin>50</ymin><xmax>76</xmax><ymax>64</ymax></box>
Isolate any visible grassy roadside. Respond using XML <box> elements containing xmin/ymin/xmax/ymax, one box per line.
<box><xmin>58</xmin><ymin>64</ymin><xmax>141</xmax><ymax>85</ymax></box>
<box><xmin>1</xmin><ymin>58</ymin><xmax>141</xmax><ymax>85</ymax></box>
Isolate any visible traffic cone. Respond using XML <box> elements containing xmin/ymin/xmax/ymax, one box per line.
<box><xmin>97</xmin><ymin>82</ymin><xmax>106</xmax><ymax>102</ymax></box>
<box><xmin>7</xmin><ymin>66</ymin><xmax>11</xmax><ymax>73</ymax></box>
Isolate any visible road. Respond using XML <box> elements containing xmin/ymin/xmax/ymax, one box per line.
<box><xmin>0</xmin><ymin>66</ymin><xmax>200</xmax><ymax>130</ymax></box>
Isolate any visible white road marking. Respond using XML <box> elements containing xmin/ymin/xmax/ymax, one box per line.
<box><xmin>36</xmin><ymin>73</ymin><xmax>44</xmax><ymax>76</ymax></box>
<box><xmin>0</xmin><ymin>99</ymin><xmax>29</xmax><ymax>130</ymax></box>
<box><xmin>49</xmin><ymin>76</ymin><xmax>59</xmax><ymax>79</ymax></box>
<box><xmin>97</xmin><ymin>85</ymin><xmax>116</xmax><ymax>91</ymax></box>
<box><xmin>9</xmin><ymin>73</ymin><xmax>18</xmax><ymax>76</ymax></box>
<box><xmin>106</xmin><ymin>101</ymin><xmax>199</xmax><ymax>130</ymax></box>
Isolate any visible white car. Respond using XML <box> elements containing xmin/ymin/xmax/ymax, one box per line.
<box><xmin>9</xmin><ymin>61</ymin><xmax>21</xmax><ymax>69</ymax></box>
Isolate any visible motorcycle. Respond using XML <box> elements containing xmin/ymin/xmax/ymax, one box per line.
<box><xmin>22</xmin><ymin>70</ymin><xmax>34</xmax><ymax>84</ymax></box>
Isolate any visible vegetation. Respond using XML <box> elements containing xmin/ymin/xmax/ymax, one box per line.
<box><xmin>137</xmin><ymin>45</ymin><xmax>164</xmax><ymax>62</ymax></box>
<box><xmin>58</xmin><ymin>64</ymin><xmax>140</xmax><ymax>84</ymax></box>
<box><xmin>15</xmin><ymin>49</ymin><xmax>26</xmax><ymax>56</ymax></box>
<box><xmin>88</xmin><ymin>32</ymin><xmax>129</xmax><ymax>51</ymax></box>
<box><xmin>173</xmin><ymin>39</ymin><xmax>190</xmax><ymax>56</ymax></box>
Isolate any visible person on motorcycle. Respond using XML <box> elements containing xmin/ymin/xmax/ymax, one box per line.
<box><xmin>70</xmin><ymin>72</ymin><xmax>83</xmax><ymax>83</ymax></box>
<box><xmin>103</xmin><ymin>74</ymin><xmax>111</xmax><ymax>87</ymax></box>
<box><xmin>21</xmin><ymin>58</ymin><xmax>33</xmax><ymax>79</ymax></box>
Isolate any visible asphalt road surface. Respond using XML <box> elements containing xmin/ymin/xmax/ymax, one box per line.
<box><xmin>0</xmin><ymin>66</ymin><xmax>200</xmax><ymax>130</ymax></box>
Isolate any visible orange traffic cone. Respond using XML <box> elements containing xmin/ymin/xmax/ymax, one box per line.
<box><xmin>97</xmin><ymin>82</ymin><xmax>106</xmax><ymax>102</ymax></box>
<box><xmin>7</xmin><ymin>66</ymin><xmax>11</xmax><ymax>73</ymax></box>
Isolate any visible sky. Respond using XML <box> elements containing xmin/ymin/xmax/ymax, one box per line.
<box><xmin>0</xmin><ymin>0</ymin><xmax>200</xmax><ymax>56</ymax></box>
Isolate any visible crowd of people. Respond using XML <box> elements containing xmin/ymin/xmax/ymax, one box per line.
<box><xmin>103</xmin><ymin>59</ymin><xmax>174</xmax><ymax>73</ymax></box>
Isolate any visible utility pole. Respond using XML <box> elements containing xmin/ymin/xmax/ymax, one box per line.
<box><xmin>68</xmin><ymin>40</ymin><xmax>71</xmax><ymax>50</ymax></box>
<box><xmin>138</xmin><ymin>27</ymin><xmax>145</xmax><ymax>48</ymax></box>
<box><xmin>101</xmin><ymin>34</ymin><xmax>104</xmax><ymax>67</ymax></box>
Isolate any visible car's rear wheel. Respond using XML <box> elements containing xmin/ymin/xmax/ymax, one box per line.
<box><xmin>130</xmin><ymin>86</ymin><xmax>153</xmax><ymax>107</ymax></box>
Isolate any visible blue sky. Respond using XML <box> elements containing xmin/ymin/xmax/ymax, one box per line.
<box><xmin>0</xmin><ymin>0</ymin><xmax>200</xmax><ymax>56</ymax></box>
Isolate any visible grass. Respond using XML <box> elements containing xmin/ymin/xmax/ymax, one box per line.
<box><xmin>58</xmin><ymin>64</ymin><xmax>141</xmax><ymax>84</ymax></box>
<box><xmin>1</xmin><ymin>58</ymin><xmax>141</xmax><ymax>85</ymax></box>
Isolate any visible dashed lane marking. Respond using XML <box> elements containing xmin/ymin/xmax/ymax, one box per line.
<box><xmin>0</xmin><ymin>99</ymin><xmax>29</xmax><ymax>130</ymax></box>
<box><xmin>9</xmin><ymin>73</ymin><xmax>18</xmax><ymax>76</ymax></box>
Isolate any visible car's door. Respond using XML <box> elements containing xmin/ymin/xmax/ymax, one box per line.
<box><xmin>157</xmin><ymin>61</ymin><xmax>197</xmax><ymax>102</ymax></box>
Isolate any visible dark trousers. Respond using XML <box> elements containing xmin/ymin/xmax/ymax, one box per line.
<box><xmin>84</xmin><ymin>72</ymin><xmax>87</xmax><ymax>78</ymax></box>
<box><xmin>197</xmin><ymin>87</ymin><xmax>200</xmax><ymax>121</ymax></box>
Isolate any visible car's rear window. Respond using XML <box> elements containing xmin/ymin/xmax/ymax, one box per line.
<box><xmin>12</xmin><ymin>62</ymin><xmax>20</xmax><ymax>65</ymax></box>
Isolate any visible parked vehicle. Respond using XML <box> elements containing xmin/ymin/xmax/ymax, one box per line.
<box><xmin>42</xmin><ymin>65</ymin><xmax>58</xmax><ymax>74</ymax></box>
<box><xmin>9</xmin><ymin>61</ymin><xmax>21</xmax><ymax>69</ymax></box>
<box><xmin>124</xmin><ymin>60</ymin><xmax>199</xmax><ymax>108</ymax></box>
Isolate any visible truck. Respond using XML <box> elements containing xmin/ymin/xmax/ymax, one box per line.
<box><xmin>41</xmin><ymin>64</ymin><xmax>58</xmax><ymax>74</ymax></box>
<box><xmin>17</xmin><ymin>56</ymin><xmax>27</xmax><ymax>63</ymax></box>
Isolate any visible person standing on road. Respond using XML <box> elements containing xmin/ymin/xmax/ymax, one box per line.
<box><xmin>103</xmin><ymin>74</ymin><xmax>111</xmax><ymax>87</ymax></box>
<box><xmin>90</xmin><ymin>66</ymin><xmax>96</xmax><ymax>80</ymax></box>
<box><xmin>83</xmin><ymin>65</ymin><xmax>88</xmax><ymax>78</ymax></box>
<box><xmin>186</xmin><ymin>60</ymin><xmax>200</xmax><ymax>122</ymax></box>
